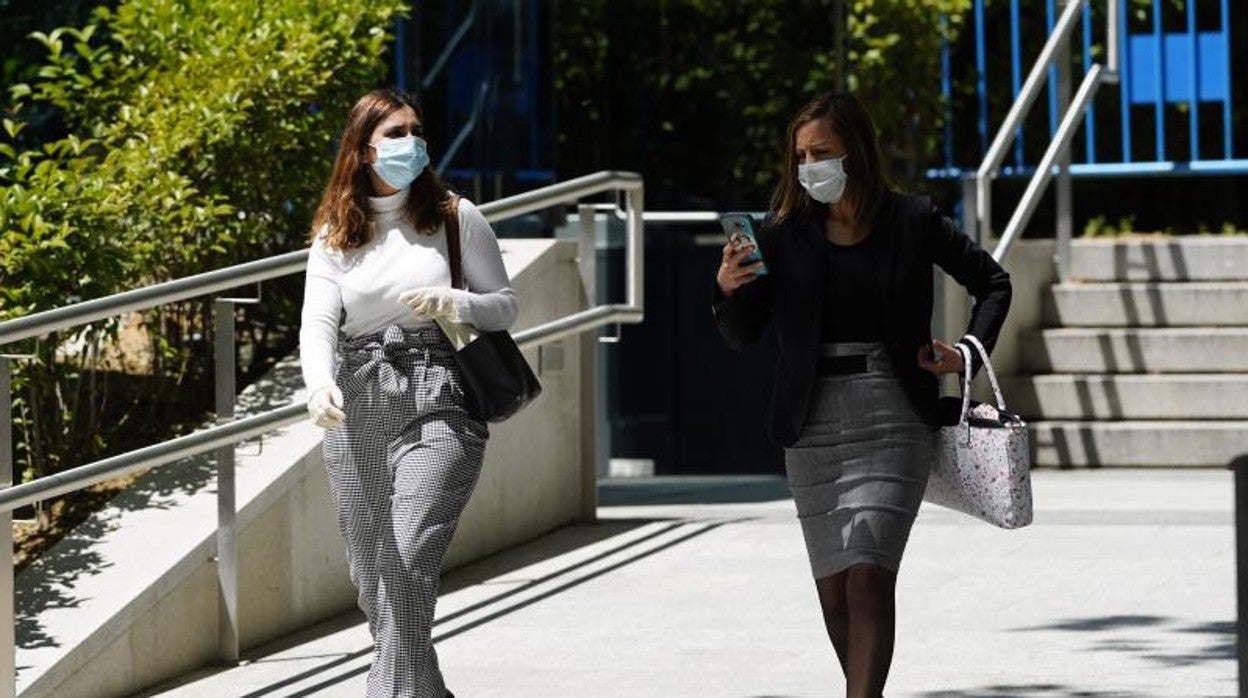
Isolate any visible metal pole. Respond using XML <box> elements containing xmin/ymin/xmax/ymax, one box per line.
<box><xmin>212</xmin><ymin>300</ymin><xmax>239</xmax><ymax>665</ymax></box>
<box><xmin>962</xmin><ymin>174</ymin><xmax>980</xmax><ymax>247</ymax></box>
<box><xmin>1055</xmin><ymin>0</ymin><xmax>1074</xmax><ymax>281</ymax></box>
<box><xmin>625</xmin><ymin>184</ymin><xmax>645</xmax><ymax>312</ymax></box>
<box><xmin>994</xmin><ymin>65</ymin><xmax>1105</xmax><ymax>262</ymax></box>
<box><xmin>0</xmin><ymin>358</ymin><xmax>15</xmax><ymax>698</ymax></box>
<box><xmin>577</xmin><ymin>205</ymin><xmax>599</xmax><ymax>523</ymax></box>
<box><xmin>1234</xmin><ymin>454</ymin><xmax>1248</xmax><ymax>694</ymax></box>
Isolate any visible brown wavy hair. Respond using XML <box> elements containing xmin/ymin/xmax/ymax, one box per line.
<box><xmin>311</xmin><ymin>88</ymin><xmax>453</xmax><ymax>250</ymax></box>
<box><xmin>768</xmin><ymin>92</ymin><xmax>889</xmax><ymax>228</ymax></box>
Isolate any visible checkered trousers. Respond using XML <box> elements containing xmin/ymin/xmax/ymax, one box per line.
<box><xmin>323</xmin><ymin>324</ymin><xmax>488</xmax><ymax>698</ymax></box>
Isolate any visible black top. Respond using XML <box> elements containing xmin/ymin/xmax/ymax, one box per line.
<box><xmin>821</xmin><ymin>232</ymin><xmax>888</xmax><ymax>342</ymax></box>
<box><xmin>712</xmin><ymin>191</ymin><xmax>1012</xmax><ymax>446</ymax></box>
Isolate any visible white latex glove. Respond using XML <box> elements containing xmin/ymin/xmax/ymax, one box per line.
<box><xmin>398</xmin><ymin>286</ymin><xmax>457</xmax><ymax>320</ymax></box>
<box><xmin>307</xmin><ymin>385</ymin><xmax>346</xmax><ymax>429</ymax></box>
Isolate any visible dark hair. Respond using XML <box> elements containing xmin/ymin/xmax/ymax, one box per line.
<box><xmin>311</xmin><ymin>88</ymin><xmax>453</xmax><ymax>250</ymax></box>
<box><xmin>768</xmin><ymin>92</ymin><xmax>889</xmax><ymax>227</ymax></box>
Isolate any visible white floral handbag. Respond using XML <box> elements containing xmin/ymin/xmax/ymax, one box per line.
<box><xmin>925</xmin><ymin>334</ymin><xmax>1034</xmax><ymax>529</ymax></box>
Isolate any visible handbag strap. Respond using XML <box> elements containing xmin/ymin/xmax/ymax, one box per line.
<box><xmin>956</xmin><ymin>343</ymin><xmax>974</xmax><ymax>425</ymax></box>
<box><xmin>444</xmin><ymin>195</ymin><xmax>465</xmax><ymax>291</ymax></box>
<box><xmin>959</xmin><ymin>334</ymin><xmax>1007</xmax><ymax>411</ymax></box>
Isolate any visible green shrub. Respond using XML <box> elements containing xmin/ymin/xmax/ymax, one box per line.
<box><xmin>1083</xmin><ymin>214</ymin><xmax>1137</xmax><ymax>238</ymax></box>
<box><xmin>1</xmin><ymin>0</ymin><xmax>406</xmax><ymax>491</ymax></box>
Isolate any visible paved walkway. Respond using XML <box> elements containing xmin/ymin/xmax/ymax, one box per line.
<box><xmin>147</xmin><ymin>469</ymin><xmax>1236</xmax><ymax>697</ymax></box>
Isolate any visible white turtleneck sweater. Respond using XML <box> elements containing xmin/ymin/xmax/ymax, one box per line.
<box><xmin>298</xmin><ymin>188</ymin><xmax>519</xmax><ymax>393</ymax></box>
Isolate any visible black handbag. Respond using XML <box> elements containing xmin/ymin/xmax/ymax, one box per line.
<box><xmin>440</xmin><ymin>197</ymin><xmax>542</xmax><ymax>422</ymax></box>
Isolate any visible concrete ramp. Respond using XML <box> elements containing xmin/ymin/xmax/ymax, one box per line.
<box><xmin>15</xmin><ymin>239</ymin><xmax>590</xmax><ymax>697</ymax></box>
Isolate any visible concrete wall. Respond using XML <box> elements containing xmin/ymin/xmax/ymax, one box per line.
<box><xmin>936</xmin><ymin>239</ymin><xmax>1054</xmax><ymax>395</ymax></box>
<box><xmin>16</xmin><ymin>239</ymin><xmax>590</xmax><ymax>697</ymax></box>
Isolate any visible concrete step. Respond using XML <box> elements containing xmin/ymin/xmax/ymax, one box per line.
<box><xmin>1003</xmin><ymin>374</ymin><xmax>1248</xmax><ymax>420</ymax></box>
<box><xmin>1070</xmin><ymin>237</ymin><xmax>1248</xmax><ymax>281</ymax></box>
<box><xmin>1045</xmin><ymin>282</ymin><xmax>1248</xmax><ymax>327</ymax></box>
<box><xmin>1029</xmin><ymin>420</ymin><xmax>1248</xmax><ymax>467</ymax></box>
<box><xmin>1021</xmin><ymin>328</ymin><xmax>1248</xmax><ymax>373</ymax></box>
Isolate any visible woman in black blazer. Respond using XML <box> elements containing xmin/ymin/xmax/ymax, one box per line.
<box><xmin>713</xmin><ymin>93</ymin><xmax>1011</xmax><ymax>697</ymax></box>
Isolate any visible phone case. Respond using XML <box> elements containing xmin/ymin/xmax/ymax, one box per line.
<box><xmin>720</xmin><ymin>213</ymin><xmax>768</xmax><ymax>275</ymax></box>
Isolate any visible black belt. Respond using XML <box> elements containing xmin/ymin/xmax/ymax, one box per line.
<box><xmin>817</xmin><ymin>354</ymin><xmax>869</xmax><ymax>376</ymax></box>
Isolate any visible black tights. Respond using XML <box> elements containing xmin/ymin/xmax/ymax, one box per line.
<box><xmin>815</xmin><ymin>564</ymin><xmax>897</xmax><ymax>698</ymax></box>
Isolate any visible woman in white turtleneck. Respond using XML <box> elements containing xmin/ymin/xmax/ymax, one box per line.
<box><xmin>298</xmin><ymin>88</ymin><xmax>516</xmax><ymax>698</ymax></box>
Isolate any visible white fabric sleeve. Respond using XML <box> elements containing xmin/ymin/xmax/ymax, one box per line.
<box><xmin>299</xmin><ymin>244</ymin><xmax>342</xmax><ymax>393</ymax></box>
<box><xmin>448</xmin><ymin>198</ymin><xmax>520</xmax><ymax>331</ymax></box>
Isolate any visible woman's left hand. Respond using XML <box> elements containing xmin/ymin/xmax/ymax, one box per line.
<box><xmin>917</xmin><ymin>339</ymin><xmax>965</xmax><ymax>376</ymax></box>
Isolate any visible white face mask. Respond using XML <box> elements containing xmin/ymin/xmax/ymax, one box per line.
<box><xmin>370</xmin><ymin>135</ymin><xmax>430</xmax><ymax>190</ymax></box>
<box><xmin>797</xmin><ymin>155</ymin><xmax>848</xmax><ymax>204</ymax></box>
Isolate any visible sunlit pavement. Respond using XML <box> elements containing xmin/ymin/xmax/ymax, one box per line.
<box><xmin>149</xmin><ymin>470</ymin><xmax>1234</xmax><ymax>698</ymax></box>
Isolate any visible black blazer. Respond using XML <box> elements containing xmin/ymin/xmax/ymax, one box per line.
<box><xmin>712</xmin><ymin>192</ymin><xmax>1012</xmax><ymax>447</ymax></box>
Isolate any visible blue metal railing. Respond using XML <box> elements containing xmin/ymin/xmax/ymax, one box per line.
<box><xmin>391</xmin><ymin>2</ymin><xmax>556</xmax><ymax>194</ymax></box>
<box><xmin>931</xmin><ymin>0</ymin><xmax>1244</xmax><ymax>180</ymax></box>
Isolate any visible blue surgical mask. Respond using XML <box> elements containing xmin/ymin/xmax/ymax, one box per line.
<box><xmin>798</xmin><ymin>155</ymin><xmax>848</xmax><ymax>204</ymax></box>
<box><xmin>370</xmin><ymin>135</ymin><xmax>429</xmax><ymax>190</ymax></box>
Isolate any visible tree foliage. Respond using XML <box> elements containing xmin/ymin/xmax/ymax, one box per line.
<box><xmin>554</xmin><ymin>0</ymin><xmax>971</xmax><ymax>208</ymax></box>
<box><xmin>0</xmin><ymin>0</ymin><xmax>405</xmax><ymax>488</ymax></box>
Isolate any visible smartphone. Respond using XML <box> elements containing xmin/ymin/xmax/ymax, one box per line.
<box><xmin>719</xmin><ymin>213</ymin><xmax>768</xmax><ymax>276</ymax></box>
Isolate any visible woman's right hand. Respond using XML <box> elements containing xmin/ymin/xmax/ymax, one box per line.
<box><xmin>307</xmin><ymin>385</ymin><xmax>346</xmax><ymax>429</ymax></box>
<box><xmin>716</xmin><ymin>240</ymin><xmax>765</xmax><ymax>298</ymax></box>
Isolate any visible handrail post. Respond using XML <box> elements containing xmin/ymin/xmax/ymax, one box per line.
<box><xmin>962</xmin><ymin>173</ymin><xmax>980</xmax><ymax>247</ymax></box>
<box><xmin>1234</xmin><ymin>454</ymin><xmax>1248</xmax><ymax>696</ymax></box>
<box><xmin>1055</xmin><ymin>0</ymin><xmax>1075</xmax><ymax>281</ymax></box>
<box><xmin>625</xmin><ymin>184</ymin><xmax>645</xmax><ymax>312</ymax></box>
<box><xmin>994</xmin><ymin>65</ymin><xmax>1106</xmax><ymax>261</ymax></box>
<box><xmin>0</xmin><ymin>357</ymin><xmax>15</xmax><ymax>698</ymax></box>
<box><xmin>577</xmin><ymin>205</ymin><xmax>600</xmax><ymax>523</ymax></box>
<box><xmin>976</xmin><ymin>171</ymin><xmax>992</xmax><ymax>246</ymax></box>
<box><xmin>212</xmin><ymin>300</ymin><xmax>241</xmax><ymax>665</ymax></box>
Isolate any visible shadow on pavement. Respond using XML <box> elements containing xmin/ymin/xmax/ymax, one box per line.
<box><xmin>599</xmin><ymin>475</ymin><xmax>792</xmax><ymax>507</ymax></box>
<box><xmin>918</xmin><ymin>686</ymin><xmax>1149</xmax><ymax>697</ymax></box>
<box><xmin>1010</xmin><ymin>614</ymin><xmax>1235</xmax><ymax>671</ymax></box>
<box><xmin>433</xmin><ymin>518</ymin><xmax>736</xmax><ymax>645</ymax></box>
<box><xmin>169</xmin><ymin>516</ymin><xmax>737</xmax><ymax>697</ymax></box>
<box><xmin>439</xmin><ymin>518</ymin><xmax>666</xmax><ymax>593</ymax></box>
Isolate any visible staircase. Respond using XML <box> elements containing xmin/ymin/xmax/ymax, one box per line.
<box><xmin>1009</xmin><ymin>237</ymin><xmax>1248</xmax><ymax>467</ymax></box>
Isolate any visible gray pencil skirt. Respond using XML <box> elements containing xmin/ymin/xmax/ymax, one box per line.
<box><xmin>784</xmin><ymin>342</ymin><xmax>935</xmax><ymax>579</ymax></box>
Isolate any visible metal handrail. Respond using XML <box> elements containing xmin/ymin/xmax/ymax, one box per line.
<box><xmin>979</xmin><ymin>0</ymin><xmax>1120</xmax><ymax>276</ymax></box>
<box><xmin>478</xmin><ymin>170</ymin><xmax>641</xmax><ymax>221</ymax></box>
<box><xmin>0</xmin><ymin>169</ymin><xmax>645</xmax><ymax>490</ymax></box>
<box><xmin>515</xmin><ymin>305</ymin><xmax>643</xmax><ymax>350</ymax></box>
<box><xmin>437</xmin><ymin>79</ymin><xmax>491</xmax><ymax>173</ymax></box>
<box><xmin>420</xmin><ymin>0</ymin><xmax>480</xmax><ymax>91</ymax></box>
<box><xmin>975</xmin><ymin>0</ymin><xmax>1088</xmax><ymax>242</ymax></box>
<box><xmin>992</xmin><ymin>65</ymin><xmax>1109</xmax><ymax>268</ymax></box>
<box><xmin>0</xmin><ymin>170</ymin><xmax>644</xmax><ymax>688</ymax></box>
<box><xmin>0</xmin><ymin>170</ymin><xmax>644</xmax><ymax>347</ymax></box>
<box><xmin>0</xmin><ymin>250</ymin><xmax>308</xmax><ymax>347</ymax></box>
<box><xmin>0</xmin><ymin>405</ymin><xmax>306</xmax><ymax>514</ymax></box>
